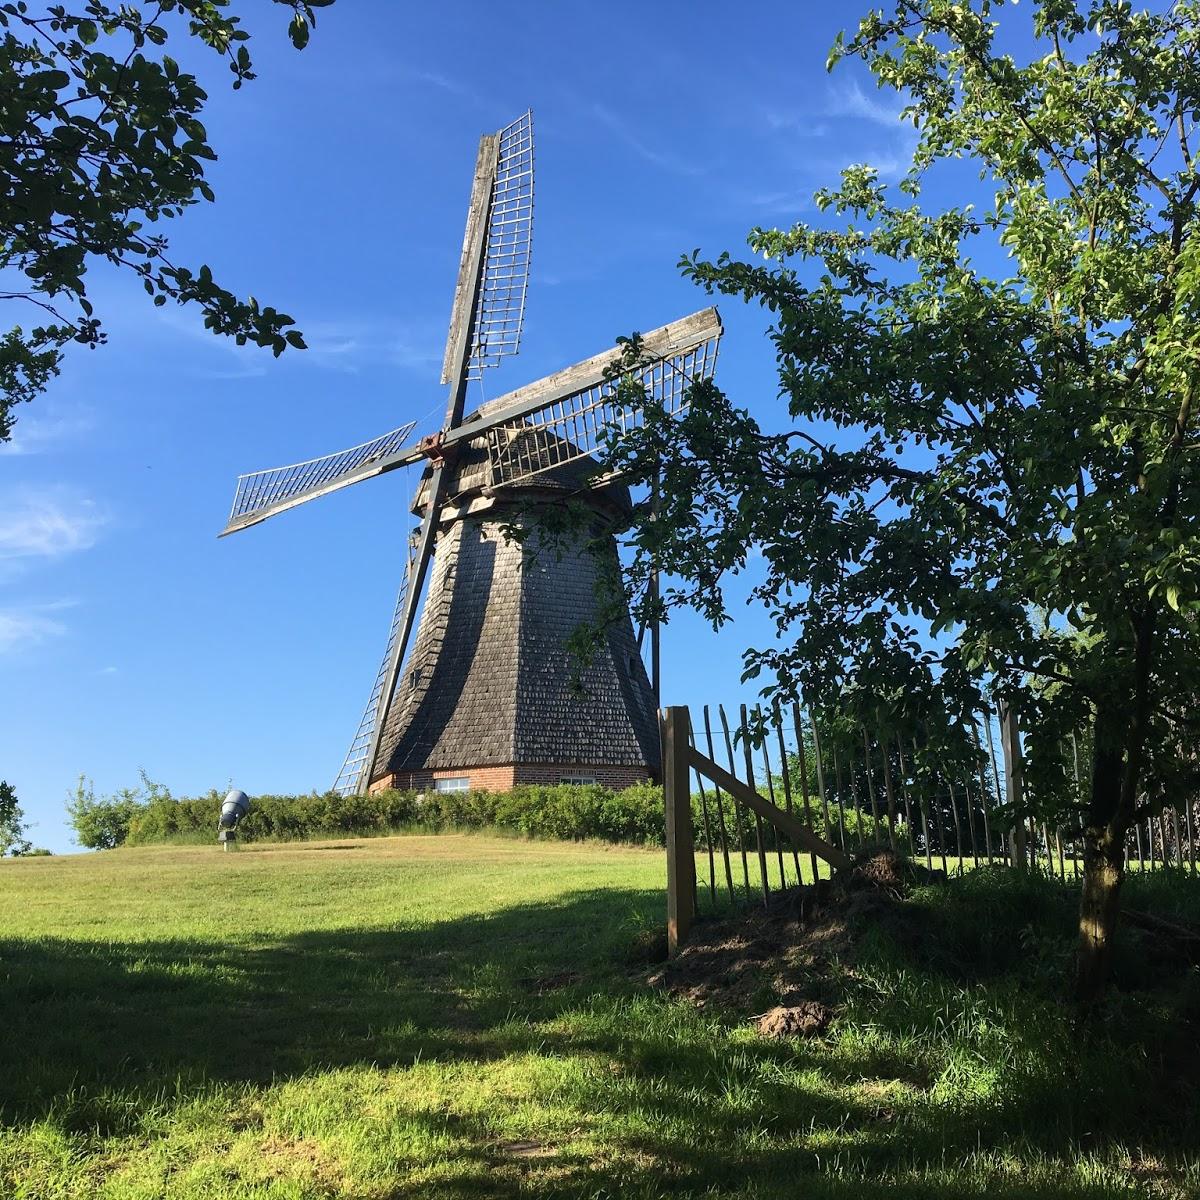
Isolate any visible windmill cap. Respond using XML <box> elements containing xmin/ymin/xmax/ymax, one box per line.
<box><xmin>411</xmin><ymin>421</ymin><xmax>631</xmax><ymax>520</ymax></box>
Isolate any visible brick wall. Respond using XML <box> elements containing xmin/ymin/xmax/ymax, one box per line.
<box><xmin>513</xmin><ymin>763</ymin><xmax>655</xmax><ymax>789</ymax></box>
<box><xmin>369</xmin><ymin>761</ymin><xmax>655</xmax><ymax>795</ymax></box>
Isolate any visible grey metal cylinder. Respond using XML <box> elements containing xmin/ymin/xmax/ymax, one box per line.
<box><xmin>218</xmin><ymin>789</ymin><xmax>250</xmax><ymax>831</ymax></box>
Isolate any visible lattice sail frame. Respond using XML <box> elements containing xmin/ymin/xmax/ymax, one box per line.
<box><xmin>226</xmin><ymin>421</ymin><xmax>418</xmax><ymax>531</ymax></box>
<box><xmin>483</xmin><ymin>333</ymin><xmax>720</xmax><ymax>487</ymax></box>
<box><xmin>467</xmin><ymin>110</ymin><xmax>534</xmax><ymax>380</ymax></box>
<box><xmin>333</xmin><ymin>529</ymin><xmax>419</xmax><ymax>796</ymax></box>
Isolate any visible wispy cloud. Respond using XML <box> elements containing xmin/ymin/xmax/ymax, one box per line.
<box><xmin>297</xmin><ymin>319</ymin><xmax>443</xmax><ymax>375</ymax></box>
<box><xmin>404</xmin><ymin>67</ymin><xmax>496</xmax><ymax>112</ymax></box>
<box><xmin>588</xmin><ymin>103</ymin><xmax>708</xmax><ymax>178</ymax></box>
<box><xmin>761</xmin><ymin>110</ymin><xmax>830</xmax><ymax>139</ymax></box>
<box><xmin>0</xmin><ymin>405</ymin><xmax>95</xmax><ymax>456</ymax></box>
<box><xmin>823</xmin><ymin>78</ymin><xmax>919</xmax><ymax>180</ymax></box>
<box><xmin>0</xmin><ymin>600</ymin><xmax>76</xmax><ymax>654</ymax></box>
<box><xmin>825</xmin><ymin>76</ymin><xmax>910</xmax><ymax>128</ymax></box>
<box><xmin>0</xmin><ymin>485</ymin><xmax>107</xmax><ymax>561</ymax></box>
<box><xmin>738</xmin><ymin>188</ymin><xmax>816</xmax><ymax>217</ymax></box>
<box><xmin>758</xmin><ymin>79</ymin><xmax>908</xmax><ymax>141</ymax></box>
<box><xmin>153</xmin><ymin>307</ymin><xmax>443</xmax><ymax>379</ymax></box>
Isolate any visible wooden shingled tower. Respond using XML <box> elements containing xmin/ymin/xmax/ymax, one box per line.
<box><xmin>220</xmin><ymin>111</ymin><xmax>722</xmax><ymax>795</ymax></box>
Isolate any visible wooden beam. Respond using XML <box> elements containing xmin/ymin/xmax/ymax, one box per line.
<box><xmin>448</xmin><ymin>307</ymin><xmax>723</xmax><ymax>445</ymax></box>
<box><xmin>689</xmin><ymin>745</ymin><xmax>851</xmax><ymax>871</ymax></box>
<box><xmin>440</xmin><ymin>132</ymin><xmax>501</xmax><ymax>390</ymax></box>
<box><xmin>360</xmin><ymin>133</ymin><xmax>499</xmax><ymax>785</ymax></box>
<box><xmin>662</xmin><ymin>707</ymin><xmax>697</xmax><ymax>957</ymax></box>
<box><xmin>359</xmin><ymin>464</ymin><xmax>445</xmax><ymax>790</ymax></box>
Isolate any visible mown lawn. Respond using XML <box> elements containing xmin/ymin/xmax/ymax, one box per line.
<box><xmin>0</xmin><ymin>834</ymin><xmax>1197</xmax><ymax>1198</ymax></box>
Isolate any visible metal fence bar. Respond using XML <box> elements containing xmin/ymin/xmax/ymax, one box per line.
<box><xmin>984</xmin><ymin>713</ymin><xmax>1007</xmax><ymax>864</ymax></box>
<box><xmin>775</xmin><ymin>707</ymin><xmax>807</xmax><ymax>884</ymax></box>
<box><xmin>707</xmin><ymin>704</ymin><xmax>750</xmax><ymax>899</ymax></box>
<box><xmin>687</xmin><ymin>722</ymin><xmax>717</xmax><ymax>908</ymax></box>
<box><xmin>719</xmin><ymin>705</ymin><xmax>756</xmax><ymax>901</ymax></box>
<box><xmin>738</xmin><ymin>704</ymin><xmax>771</xmax><ymax>905</ymax></box>
<box><xmin>927</xmin><ymin>752</ymin><xmax>949</xmax><ymax>875</ymax></box>
<box><xmin>893</xmin><ymin>739</ymin><xmax>916</xmax><ymax>851</ymax></box>
<box><xmin>1000</xmin><ymin>706</ymin><xmax>1029</xmax><ymax>871</ymax></box>
<box><xmin>949</xmin><ymin>779</ymin><xmax>966</xmax><ymax>872</ymax></box>
<box><xmin>897</xmin><ymin>736</ymin><xmax>932</xmax><ymax>872</ymax></box>
<box><xmin>963</xmin><ymin>773</ymin><xmax>980</xmax><ymax>867</ymax></box>
<box><xmin>879</xmin><ymin>730</ymin><xmax>901</xmax><ymax>849</ymax></box>
<box><xmin>806</xmin><ymin>705</ymin><xmax>835</xmax><ymax>859</ymax></box>
<box><xmin>697</xmin><ymin>713</ymin><xmax>736</xmax><ymax>903</ymax></box>
<box><xmin>850</xmin><ymin>752</ymin><xmax>866</xmax><ymax>850</ymax></box>
<box><xmin>759</xmin><ymin>716</ymin><xmax>788</xmax><ymax>891</ymax></box>
<box><xmin>975</xmin><ymin>721</ymin><xmax>995</xmax><ymax>863</ymax></box>
<box><xmin>862</xmin><ymin>727</ymin><xmax>887</xmax><ymax>848</ymax></box>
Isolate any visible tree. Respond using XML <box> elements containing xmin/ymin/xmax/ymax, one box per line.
<box><xmin>605</xmin><ymin>0</ymin><xmax>1200</xmax><ymax>1006</ymax></box>
<box><xmin>0</xmin><ymin>0</ymin><xmax>333</xmax><ymax>441</ymax></box>
<box><xmin>66</xmin><ymin>774</ymin><xmax>134</xmax><ymax>848</ymax></box>
<box><xmin>65</xmin><ymin>770</ymin><xmax>168</xmax><ymax>848</ymax></box>
<box><xmin>0</xmin><ymin>780</ymin><xmax>32</xmax><ymax>856</ymax></box>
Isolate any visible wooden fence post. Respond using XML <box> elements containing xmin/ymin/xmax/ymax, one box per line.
<box><xmin>1000</xmin><ymin>704</ymin><xmax>1029</xmax><ymax>872</ymax></box>
<box><xmin>662</xmin><ymin>706</ymin><xmax>697</xmax><ymax>957</ymax></box>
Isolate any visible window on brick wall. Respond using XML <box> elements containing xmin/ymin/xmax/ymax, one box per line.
<box><xmin>434</xmin><ymin>777</ymin><xmax>470</xmax><ymax>793</ymax></box>
<box><xmin>559</xmin><ymin>775</ymin><xmax>597</xmax><ymax>786</ymax></box>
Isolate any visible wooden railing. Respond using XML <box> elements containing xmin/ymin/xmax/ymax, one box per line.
<box><xmin>661</xmin><ymin>706</ymin><xmax>849</xmax><ymax>955</ymax></box>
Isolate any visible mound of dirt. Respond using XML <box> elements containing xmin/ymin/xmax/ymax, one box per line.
<box><xmin>646</xmin><ymin>848</ymin><xmax>936</xmax><ymax>1021</ymax></box>
<box><xmin>756</xmin><ymin>1000</ymin><xmax>832</xmax><ymax>1039</ymax></box>
<box><xmin>846</xmin><ymin>847</ymin><xmax>945</xmax><ymax>893</ymax></box>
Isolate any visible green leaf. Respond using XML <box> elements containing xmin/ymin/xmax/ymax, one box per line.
<box><xmin>288</xmin><ymin>13</ymin><xmax>309</xmax><ymax>49</ymax></box>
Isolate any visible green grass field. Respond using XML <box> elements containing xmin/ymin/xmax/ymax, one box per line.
<box><xmin>1</xmin><ymin>835</ymin><xmax>1197</xmax><ymax>1199</ymax></box>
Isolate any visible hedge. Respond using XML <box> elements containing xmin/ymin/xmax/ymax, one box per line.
<box><xmin>103</xmin><ymin>780</ymin><xmax>880</xmax><ymax>854</ymax></box>
<box><xmin>123</xmin><ymin>783</ymin><xmax>670</xmax><ymax>847</ymax></box>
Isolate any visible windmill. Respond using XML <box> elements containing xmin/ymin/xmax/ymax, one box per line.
<box><xmin>220</xmin><ymin>111</ymin><xmax>722</xmax><ymax>797</ymax></box>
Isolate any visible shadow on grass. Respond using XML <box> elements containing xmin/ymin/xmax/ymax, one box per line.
<box><xmin>1</xmin><ymin>879</ymin><xmax>1198</xmax><ymax>1198</ymax></box>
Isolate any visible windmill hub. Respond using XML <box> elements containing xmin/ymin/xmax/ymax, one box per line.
<box><xmin>220</xmin><ymin>111</ymin><xmax>722</xmax><ymax>798</ymax></box>
<box><xmin>417</xmin><ymin>431</ymin><xmax>455</xmax><ymax>468</ymax></box>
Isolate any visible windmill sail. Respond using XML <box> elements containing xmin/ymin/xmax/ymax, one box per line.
<box><xmin>222</xmin><ymin>421</ymin><xmax>418</xmax><ymax>535</ymax></box>
<box><xmin>468</xmin><ymin>111</ymin><xmax>534</xmax><ymax>378</ymax></box>
<box><xmin>333</xmin><ymin>534</ymin><xmax>418</xmax><ymax>796</ymax></box>
<box><xmin>482</xmin><ymin>314</ymin><xmax>721</xmax><ymax>488</ymax></box>
<box><xmin>441</xmin><ymin>110</ymin><xmax>535</xmax><ymax>385</ymax></box>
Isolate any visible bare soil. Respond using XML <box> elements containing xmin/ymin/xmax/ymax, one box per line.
<box><xmin>646</xmin><ymin>849</ymin><xmax>939</xmax><ymax>1019</ymax></box>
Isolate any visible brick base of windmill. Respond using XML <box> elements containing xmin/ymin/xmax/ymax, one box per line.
<box><xmin>371</xmin><ymin>763</ymin><xmax>653</xmax><ymax>795</ymax></box>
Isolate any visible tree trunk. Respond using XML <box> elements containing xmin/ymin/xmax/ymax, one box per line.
<box><xmin>1075</xmin><ymin>818</ymin><xmax>1125</xmax><ymax>1007</ymax></box>
<box><xmin>1074</xmin><ymin>655</ymin><xmax>1151</xmax><ymax>1009</ymax></box>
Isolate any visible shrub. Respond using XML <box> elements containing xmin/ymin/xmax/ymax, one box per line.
<box><xmin>0</xmin><ymin>780</ymin><xmax>30</xmax><ymax>857</ymax></box>
<box><xmin>118</xmin><ymin>782</ymin><xmax>672</xmax><ymax>847</ymax></box>
<box><xmin>66</xmin><ymin>776</ymin><xmax>148</xmax><ymax>849</ymax></box>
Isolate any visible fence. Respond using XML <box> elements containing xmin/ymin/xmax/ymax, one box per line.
<box><xmin>659</xmin><ymin>702</ymin><xmax>1200</xmax><ymax>956</ymax></box>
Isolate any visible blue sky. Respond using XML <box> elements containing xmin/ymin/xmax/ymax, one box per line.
<box><xmin>2</xmin><ymin>3</ymin><xmax>931</xmax><ymax>852</ymax></box>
